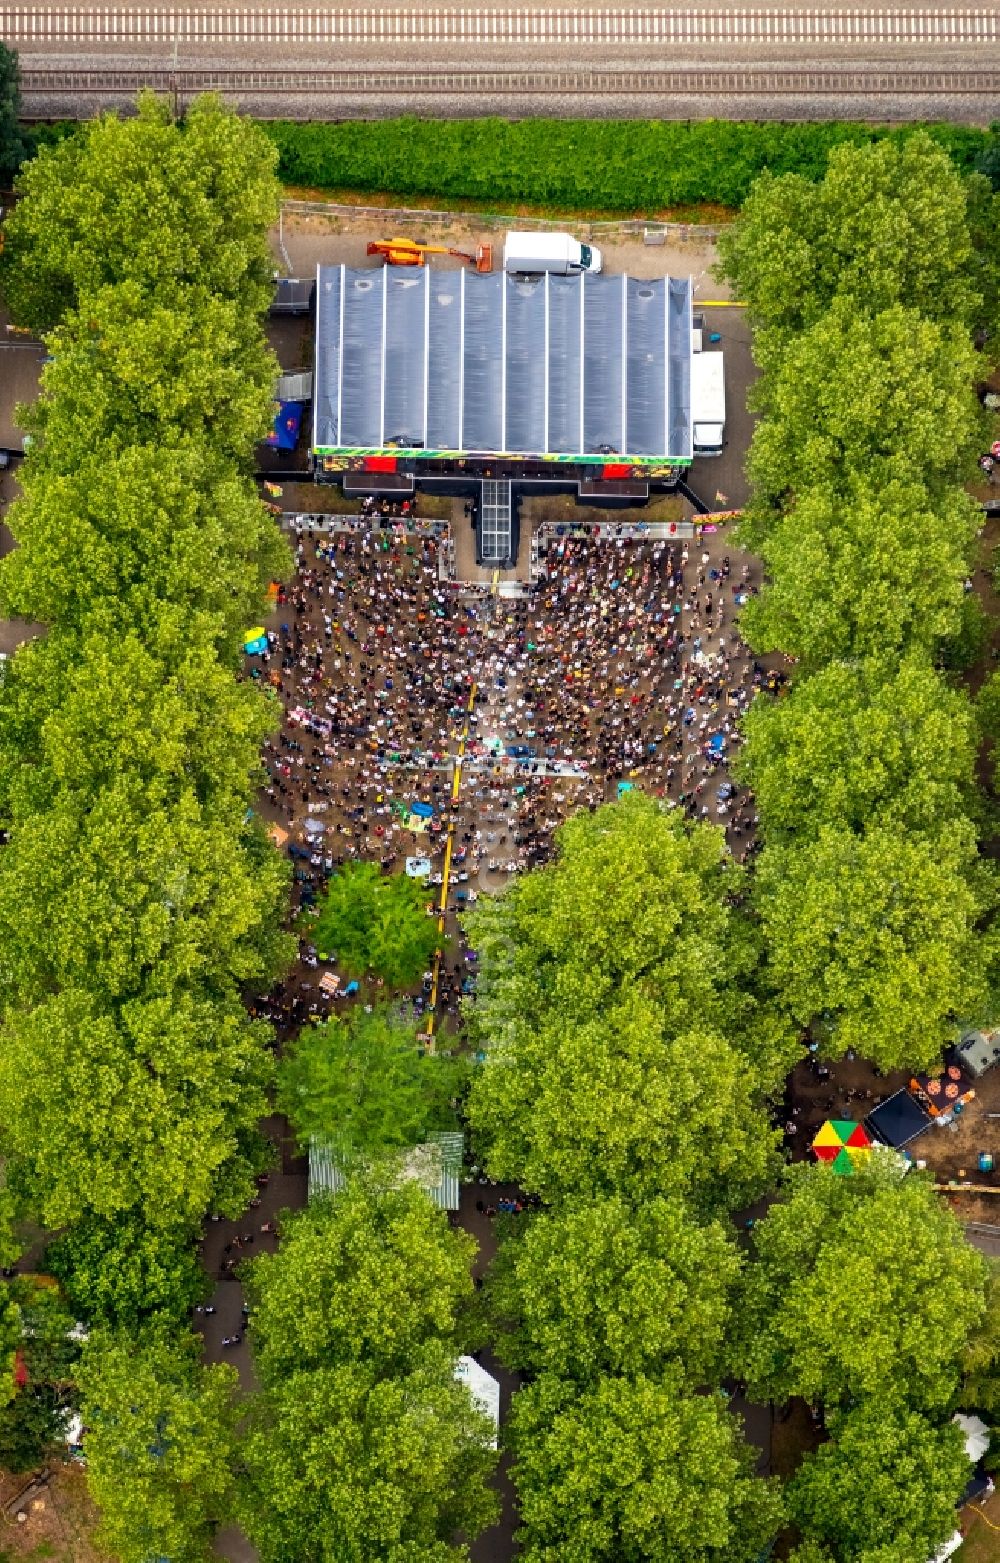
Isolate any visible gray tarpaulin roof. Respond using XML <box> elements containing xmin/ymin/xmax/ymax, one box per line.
<box><xmin>313</xmin><ymin>263</ymin><xmax>693</xmax><ymax>463</ymax></box>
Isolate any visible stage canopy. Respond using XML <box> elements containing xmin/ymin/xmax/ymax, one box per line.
<box><xmin>313</xmin><ymin>263</ymin><xmax>694</xmax><ymax>466</ymax></box>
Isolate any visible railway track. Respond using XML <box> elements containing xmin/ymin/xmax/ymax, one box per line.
<box><xmin>18</xmin><ymin>64</ymin><xmax>1000</xmax><ymax>94</ymax></box>
<box><xmin>4</xmin><ymin>4</ymin><xmax>1000</xmax><ymax>46</ymax></box>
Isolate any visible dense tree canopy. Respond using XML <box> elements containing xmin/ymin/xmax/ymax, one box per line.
<box><xmin>746</xmin><ymin>302</ymin><xmax>982</xmax><ymax>501</ymax></box>
<box><xmin>718</xmin><ymin>133</ymin><xmax>981</xmax><ymax>348</ymax></box>
<box><xmin>487</xmin><ymin>1194</ymin><xmax>740</xmax><ymax>1384</ymax></box>
<box><xmin>311</xmin><ymin>861</ymin><xmax>442</xmax><ymax>987</ymax></box>
<box><xmin>1</xmin><ymin>91</ymin><xmax>279</xmax><ymax>333</ymax></box>
<box><xmin>469</xmin><ymin>991</ymin><xmax>781</xmax><ymax>1210</ymax></box>
<box><xmin>241</xmin><ymin>1185</ymin><xmax>497</xmax><ymax>1561</ymax></box>
<box><xmin>0</xmin><ymin>988</ymin><xmax>274</xmax><ymax>1231</ymax></box>
<box><xmin>0</xmin><ymin>445</ymin><xmax>288</xmax><ymax>634</ymax></box>
<box><xmin>753</xmin><ymin>820</ymin><xmax>993</xmax><ymax>1070</ymax></box>
<box><xmin>240</xmin><ymin>1347</ymin><xmax>499</xmax><ymax>1563</ymax></box>
<box><xmin>466</xmin><ymin>792</ymin><xmax>797</xmax><ymax>1104</ymax></box>
<box><xmin>509</xmin><ymin>1369</ymin><xmax>782</xmax><ymax>1563</ymax></box>
<box><xmin>0</xmin><ymin>42</ymin><xmax>24</xmax><ymax>184</ymax></box>
<box><xmin>738</xmin><ymin>656</ymin><xmax>979</xmax><ymax>841</ymax></box>
<box><xmin>78</xmin><ymin>1330</ymin><xmax>239</xmax><ymax>1563</ymax></box>
<box><xmin>738</xmin><ymin>475</ymin><xmax>979</xmax><ymax>665</ymax></box>
<box><xmin>786</xmin><ymin>1403</ymin><xmax>970</xmax><ymax>1563</ymax></box>
<box><xmin>737</xmin><ymin>1165</ymin><xmax>989</xmax><ymax>1411</ymax></box>
<box><xmin>46</xmin><ymin>1214</ymin><xmax>207</xmax><ymax>1330</ymax></box>
<box><xmin>0</xmin><ymin>1279</ymin><xmax>79</xmax><ymax>1473</ymax></box>
<box><xmin>0</xmin><ymin>95</ymin><xmax>292</xmax><ymax>1430</ymax></box>
<box><xmin>244</xmin><ymin>1183</ymin><xmax>477</xmax><ymax>1385</ymax></box>
<box><xmin>277</xmin><ymin>1002</ymin><xmax>465</xmax><ymax>1164</ymax></box>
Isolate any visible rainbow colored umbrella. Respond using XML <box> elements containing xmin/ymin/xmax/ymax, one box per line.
<box><xmin>811</xmin><ymin>1119</ymin><xmax>872</xmax><ymax>1175</ymax></box>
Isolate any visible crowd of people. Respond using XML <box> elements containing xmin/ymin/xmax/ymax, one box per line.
<box><xmin>243</xmin><ymin>508</ymin><xmax>775</xmax><ymax>1020</ymax></box>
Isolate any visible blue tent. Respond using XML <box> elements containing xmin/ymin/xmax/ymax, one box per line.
<box><xmin>410</xmin><ymin>800</ymin><xmax>434</xmax><ymax>819</ymax></box>
<box><xmin>268</xmin><ymin>400</ymin><xmax>304</xmax><ymax>452</ymax></box>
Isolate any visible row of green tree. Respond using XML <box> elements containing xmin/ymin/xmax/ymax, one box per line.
<box><xmin>719</xmin><ymin>133</ymin><xmax>1000</xmax><ymax>1074</ymax></box>
<box><xmin>0</xmin><ymin>92</ymin><xmax>296</xmax><ymax>1547</ymax></box>
<box><xmin>463</xmin><ymin>792</ymin><xmax>996</xmax><ymax>1562</ymax></box>
<box><xmin>263</xmin><ymin>115</ymin><xmax>1000</xmax><ymax>213</ymax></box>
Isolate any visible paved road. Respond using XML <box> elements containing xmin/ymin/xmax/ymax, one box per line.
<box><xmin>966</xmin><ymin>1223</ymin><xmax>1000</xmax><ymax>1258</ymax></box>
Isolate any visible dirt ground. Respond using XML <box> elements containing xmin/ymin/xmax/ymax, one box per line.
<box><xmin>0</xmin><ymin>1465</ymin><xmax>109</xmax><ymax>1563</ymax></box>
<box><xmin>786</xmin><ymin>1046</ymin><xmax>1000</xmax><ymax>1219</ymax></box>
<box><xmin>957</xmin><ymin>1487</ymin><xmax>1000</xmax><ymax>1562</ymax></box>
<box><xmin>273</xmin><ymin>207</ymin><xmax>725</xmax><ymax>297</ymax></box>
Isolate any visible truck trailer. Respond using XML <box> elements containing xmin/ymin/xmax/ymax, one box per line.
<box><xmin>503</xmin><ymin>231</ymin><xmax>603</xmax><ymax>276</ymax></box>
<box><xmin>690</xmin><ymin>332</ymin><xmax>726</xmax><ymax>457</ymax></box>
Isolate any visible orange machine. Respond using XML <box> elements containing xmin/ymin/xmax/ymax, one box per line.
<box><xmin>366</xmin><ymin>237</ymin><xmax>493</xmax><ymax>272</ymax></box>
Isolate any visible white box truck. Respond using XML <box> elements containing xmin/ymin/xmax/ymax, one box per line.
<box><xmin>503</xmin><ymin>232</ymin><xmax>603</xmax><ymax>275</ymax></box>
<box><xmin>691</xmin><ymin>322</ymin><xmax>725</xmax><ymax>457</ymax></box>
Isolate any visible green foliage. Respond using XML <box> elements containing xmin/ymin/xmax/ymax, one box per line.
<box><xmin>959</xmin><ymin>1263</ymin><xmax>1000</xmax><ymax>1417</ymax></box>
<box><xmin>718</xmin><ymin>133</ymin><xmax>982</xmax><ymax>342</ymax></box>
<box><xmin>0</xmin><ymin>42</ymin><xmax>24</xmax><ymax>183</ymax></box>
<box><xmin>277</xmin><ymin>1001</ymin><xmax>466</xmax><ymax>1163</ymax></box>
<box><xmin>46</xmin><ymin>1214</ymin><xmax>207</xmax><ymax>1330</ymax></box>
<box><xmin>0</xmin><ymin>94</ymin><xmax>292</xmax><ymax>1388</ymax></box>
<box><xmin>239</xmin><ymin>1346</ymin><xmax>499</xmax><ymax>1563</ymax></box>
<box><xmin>2</xmin><ymin>91</ymin><xmax>280</xmax><ymax>334</ymax></box>
<box><xmin>0</xmin><ymin>446</ymin><xmax>287</xmax><ymax>635</ymax></box>
<box><xmin>487</xmin><ymin>1194</ymin><xmax>740</xmax><ymax>1385</ymax></box>
<box><xmin>260</xmin><ymin>117</ymin><xmax>999</xmax><ymax>212</ymax></box>
<box><xmin>729</xmin><ymin>134</ymin><xmax>994</xmax><ymax>1076</ymax></box>
<box><xmin>736</xmin><ymin>1165</ymin><xmax>989</xmax><ymax>1411</ymax></box>
<box><xmin>469</xmin><ymin>991</ymin><xmax>781</xmax><ymax>1210</ymax></box>
<box><xmin>787</xmin><ymin>1403</ymin><xmax>970</xmax><ymax>1563</ymax></box>
<box><xmin>753</xmin><ymin>820</ymin><xmax>993</xmax><ymax>1071</ymax></box>
<box><xmin>241</xmin><ymin>1184</ymin><xmax>497</xmax><ymax>1562</ymax></box>
<box><xmin>747</xmin><ymin>303</ymin><xmax>982</xmax><ymax>500</ymax></box>
<box><xmin>311</xmin><ymin>860</ymin><xmax>442</xmax><ymax>987</ymax></box>
<box><xmin>466</xmin><ymin>790</ymin><xmax>795</xmax><ymax>1089</ymax></box>
<box><xmin>0</xmin><ymin>1279</ymin><xmax>78</xmax><ymax>1473</ymax></box>
<box><xmin>244</xmin><ymin>1182</ymin><xmax>477</xmax><ymax>1385</ymax></box>
<box><xmin>78</xmin><ymin>1328</ymin><xmax>239</xmax><ymax>1563</ymax></box>
<box><xmin>0</xmin><ymin>989</ymin><xmax>273</xmax><ymax>1231</ymax></box>
<box><xmin>509</xmin><ymin>1369</ymin><xmax>783</xmax><ymax>1563</ymax></box>
<box><xmin>0</xmin><ymin>1284</ymin><xmax>20</xmax><ymax>1407</ymax></box>
<box><xmin>738</xmin><ymin>476</ymin><xmax>979</xmax><ymax>666</ymax></box>
<box><xmin>738</xmin><ymin>656</ymin><xmax>979</xmax><ymax>840</ymax></box>
<box><xmin>465</xmin><ymin>799</ymin><xmax>785</xmax><ymax>1210</ymax></box>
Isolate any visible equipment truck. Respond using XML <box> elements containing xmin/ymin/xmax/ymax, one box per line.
<box><xmin>503</xmin><ymin>231</ymin><xmax>603</xmax><ymax>276</ymax></box>
<box><xmin>690</xmin><ymin>316</ymin><xmax>725</xmax><ymax>457</ymax></box>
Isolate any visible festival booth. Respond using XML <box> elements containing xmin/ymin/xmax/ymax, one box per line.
<box><xmin>810</xmin><ymin>1120</ymin><xmax>873</xmax><ymax>1175</ymax></box>
<box><xmin>866</xmin><ymin>1089</ymin><xmax>933</xmax><ymax>1150</ymax></box>
<box><xmin>308</xmin><ymin>1130</ymin><xmax>464</xmax><ymax>1212</ymax></box>
<box><xmin>268</xmin><ymin>400</ymin><xmax>304</xmax><ymax>452</ymax></box>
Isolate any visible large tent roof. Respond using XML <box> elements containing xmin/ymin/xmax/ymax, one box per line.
<box><xmin>313</xmin><ymin>263</ymin><xmax>693</xmax><ymax>464</ymax></box>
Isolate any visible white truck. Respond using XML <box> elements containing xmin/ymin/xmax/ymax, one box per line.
<box><xmin>503</xmin><ymin>231</ymin><xmax>603</xmax><ymax>276</ymax></box>
<box><xmin>690</xmin><ymin>318</ymin><xmax>725</xmax><ymax>457</ymax></box>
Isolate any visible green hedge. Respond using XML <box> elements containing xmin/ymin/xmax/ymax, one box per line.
<box><xmin>260</xmin><ymin>116</ymin><xmax>1000</xmax><ymax>211</ymax></box>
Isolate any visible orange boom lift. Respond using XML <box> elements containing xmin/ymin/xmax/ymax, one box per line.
<box><xmin>366</xmin><ymin>237</ymin><xmax>493</xmax><ymax>272</ymax></box>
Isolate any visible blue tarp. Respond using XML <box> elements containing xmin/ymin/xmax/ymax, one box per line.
<box><xmin>410</xmin><ymin>800</ymin><xmax>435</xmax><ymax>818</ymax></box>
<box><xmin>268</xmin><ymin>400</ymin><xmax>304</xmax><ymax>451</ymax></box>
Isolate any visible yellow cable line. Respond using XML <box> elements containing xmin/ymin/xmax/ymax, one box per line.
<box><xmin>967</xmin><ymin>1502</ymin><xmax>1000</xmax><ymax>1533</ymax></box>
<box><xmin>424</xmin><ymin>679</ymin><xmax>477</xmax><ymax>1046</ymax></box>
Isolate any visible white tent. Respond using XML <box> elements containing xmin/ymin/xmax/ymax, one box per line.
<box><xmin>954</xmin><ymin>1411</ymin><xmax>990</xmax><ymax>1464</ymax></box>
<box><xmin>454</xmin><ymin>1355</ymin><xmax>501</xmax><ymax>1448</ymax></box>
